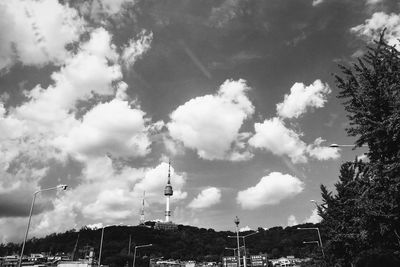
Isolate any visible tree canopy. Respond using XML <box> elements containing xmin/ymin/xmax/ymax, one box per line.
<box><xmin>320</xmin><ymin>33</ymin><xmax>400</xmax><ymax>266</ymax></box>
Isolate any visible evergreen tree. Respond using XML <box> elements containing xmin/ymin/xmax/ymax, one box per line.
<box><xmin>320</xmin><ymin>32</ymin><xmax>400</xmax><ymax>266</ymax></box>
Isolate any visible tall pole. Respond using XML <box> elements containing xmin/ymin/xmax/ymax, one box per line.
<box><xmin>316</xmin><ymin>228</ymin><xmax>325</xmax><ymax>258</ymax></box>
<box><xmin>227</xmin><ymin>231</ymin><xmax>259</xmax><ymax>266</ymax></box>
<box><xmin>234</xmin><ymin>216</ymin><xmax>241</xmax><ymax>267</ymax></box>
<box><xmin>18</xmin><ymin>193</ymin><xmax>37</xmax><ymax>267</ymax></box>
<box><xmin>297</xmin><ymin>227</ymin><xmax>325</xmax><ymax>259</ymax></box>
<box><xmin>133</xmin><ymin>244</ymin><xmax>152</xmax><ymax>267</ymax></box>
<box><xmin>98</xmin><ymin>227</ymin><xmax>105</xmax><ymax>267</ymax></box>
<box><xmin>242</xmin><ymin>237</ymin><xmax>246</xmax><ymax>267</ymax></box>
<box><xmin>128</xmin><ymin>235</ymin><xmax>131</xmax><ymax>255</ymax></box>
<box><xmin>18</xmin><ymin>185</ymin><xmax>67</xmax><ymax>267</ymax></box>
<box><xmin>133</xmin><ymin>246</ymin><xmax>137</xmax><ymax>267</ymax></box>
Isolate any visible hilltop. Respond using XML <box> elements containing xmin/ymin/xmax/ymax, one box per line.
<box><xmin>0</xmin><ymin>222</ymin><xmax>323</xmax><ymax>266</ymax></box>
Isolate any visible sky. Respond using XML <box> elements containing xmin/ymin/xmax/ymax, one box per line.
<box><xmin>0</xmin><ymin>0</ymin><xmax>399</xmax><ymax>243</ymax></box>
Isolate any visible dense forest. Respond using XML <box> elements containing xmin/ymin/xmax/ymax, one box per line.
<box><xmin>0</xmin><ymin>222</ymin><xmax>323</xmax><ymax>266</ymax></box>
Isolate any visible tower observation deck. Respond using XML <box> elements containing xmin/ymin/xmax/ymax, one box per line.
<box><xmin>155</xmin><ymin>160</ymin><xmax>177</xmax><ymax>231</ymax></box>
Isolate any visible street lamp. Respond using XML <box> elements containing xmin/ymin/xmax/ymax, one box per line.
<box><xmin>98</xmin><ymin>226</ymin><xmax>106</xmax><ymax>267</ymax></box>
<box><xmin>297</xmin><ymin>227</ymin><xmax>325</xmax><ymax>258</ymax></box>
<box><xmin>133</xmin><ymin>244</ymin><xmax>152</xmax><ymax>267</ymax></box>
<box><xmin>228</xmin><ymin>231</ymin><xmax>259</xmax><ymax>260</ymax></box>
<box><xmin>234</xmin><ymin>216</ymin><xmax>241</xmax><ymax>267</ymax></box>
<box><xmin>310</xmin><ymin>199</ymin><xmax>318</xmax><ymax>207</ymax></box>
<box><xmin>303</xmin><ymin>241</ymin><xmax>320</xmax><ymax>245</ymax></box>
<box><xmin>225</xmin><ymin>246</ymin><xmax>245</xmax><ymax>257</ymax></box>
<box><xmin>225</xmin><ymin>247</ymin><xmax>237</xmax><ymax>257</ymax></box>
<box><xmin>19</xmin><ymin>184</ymin><xmax>68</xmax><ymax>267</ymax></box>
<box><xmin>329</xmin><ymin>144</ymin><xmax>368</xmax><ymax>148</ymax></box>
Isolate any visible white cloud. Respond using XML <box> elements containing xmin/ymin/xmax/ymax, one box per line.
<box><xmin>122</xmin><ymin>30</ymin><xmax>153</xmax><ymax>68</ymax></box>
<box><xmin>236</xmin><ymin>172</ymin><xmax>304</xmax><ymax>209</ymax></box>
<box><xmin>287</xmin><ymin>215</ymin><xmax>298</xmax><ymax>226</ymax></box>
<box><xmin>133</xmin><ymin>162</ymin><xmax>188</xmax><ymax>204</ymax></box>
<box><xmin>82</xmin><ymin>189</ymin><xmax>134</xmax><ymax>220</ymax></box>
<box><xmin>0</xmin><ymin>104</ymin><xmax>26</xmax><ymax>141</ymax></box>
<box><xmin>0</xmin><ymin>159</ymin><xmax>188</xmax><ymax>242</ymax></box>
<box><xmin>351</xmin><ymin>12</ymin><xmax>400</xmax><ymax>48</ymax></box>
<box><xmin>188</xmin><ymin>187</ymin><xmax>221</xmax><ymax>209</ymax></box>
<box><xmin>276</xmin><ymin>80</ymin><xmax>331</xmax><ymax>119</ymax></box>
<box><xmin>306</xmin><ymin>137</ymin><xmax>340</xmax><ymax>160</ymax></box>
<box><xmin>16</xmin><ymin>28</ymin><xmax>120</xmax><ymax>126</ymax></box>
<box><xmin>312</xmin><ymin>0</ymin><xmax>324</xmax><ymax>7</ymax></box>
<box><xmin>96</xmin><ymin>0</ymin><xmax>134</xmax><ymax>16</ymax></box>
<box><xmin>239</xmin><ymin>226</ymin><xmax>252</xmax><ymax>232</ymax></box>
<box><xmin>358</xmin><ymin>154</ymin><xmax>369</xmax><ymax>162</ymax></box>
<box><xmin>86</xmin><ymin>223</ymin><xmax>103</xmax><ymax>229</ymax></box>
<box><xmin>304</xmin><ymin>208</ymin><xmax>322</xmax><ymax>224</ymax></box>
<box><xmin>249</xmin><ymin>119</ymin><xmax>339</xmax><ymax>163</ymax></box>
<box><xmin>0</xmin><ymin>0</ymin><xmax>84</xmax><ymax>71</ymax></box>
<box><xmin>54</xmin><ymin>99</ymin><xmax>152</xmax><ymax>160</ymax></box>
<box><xmin>249</xmin><ymin>117</ymin><xmax>307</xmax><ymax>163</ymax></box>
<box><xmin>168</xmin><ymin>79</ymin><xmax>254</xmax><ymax>161</ymax></box>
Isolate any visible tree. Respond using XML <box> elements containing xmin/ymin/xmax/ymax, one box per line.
<box><xmin>320</xmin><ymin>32</ymin><xmax>400</xmax><ymax>266</ymax></box>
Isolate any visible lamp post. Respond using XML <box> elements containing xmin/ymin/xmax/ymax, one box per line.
<box><xmin>303</xmin><ymin>241</ymin><xmax>320</xmax><ymax>245</ymax></box>
<box><xmin>225</xmin><ymin>247</ymin><xmax>238</xmax><ymax>257</ymax></box>
<box><xmin>310</xmin><ymin>199</ymin><xmax>318</xmax><ymax>208</ymax></box>
<box><xmin>228</xmin><ymin>231</ymin><xmax>259</xmax><ymax>259</ymax></box>
<box><xmin>133</xmin><ymin>244</ymin><xmax>152</xmax><ymax>267</ymax></box>
<box><xmin>297</xmin><ymin>227</ymin><xmax>325</xmax><ymax>258</ymax></box>
<box><xmin>98</xmin><ymin>227</ymin><xmax>106</xmax><ymax>267</ymax></box>
<box><xmin>329</xmin><ymin>144</ymin><xmax>368</xmax><ymax>148</ymax></box>
<box><xmin>234</xmin><ymin>216</ymin><xmax>241</xmax><ymax>267</ymax></box>
<box><xmin>225</xmin><ymin>246</ymin><xmax>245</xmax><ymax>257</ymax></box>
<box><xmin>19</xmin><ymin>184</ymin><xmax>68</xmax><ymax>267</ymax></box>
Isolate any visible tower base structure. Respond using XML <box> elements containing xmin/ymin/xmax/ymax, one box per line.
<box><xmin>154</xmin><ymin>221</ymin><xmax>178</xmax><ymax>231</ymax></box>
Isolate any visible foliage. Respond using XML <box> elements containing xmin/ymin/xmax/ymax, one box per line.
<box><xmin>1</xmin><ymin>223</ymin><xmax>322</xmax><ymax>267</ymax></box>
<box><xmin>320</xmin><ymin>32</ymin><xmax>400</xmax><ymax>266</ymax></box>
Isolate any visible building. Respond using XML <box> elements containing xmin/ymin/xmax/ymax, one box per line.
<box><xmin>155</xmin><ymin>161</ymin><xmax>178</xmax><ymax>231</ymax></box>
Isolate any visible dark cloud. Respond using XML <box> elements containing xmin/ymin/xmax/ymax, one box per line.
<box><xmin>0</xmin><ymin>190</ymin><xmax>53</xmax><ymax>218</ymax></box>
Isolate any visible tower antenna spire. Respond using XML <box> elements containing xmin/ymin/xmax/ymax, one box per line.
<box><xmin>168</xmin><ymin>159</ymin><xmax>171</xmax><ymax>183</ymax></box>
<box><xmin>140</xmin><ymin>191</ymin><xmax>145</xmax><ymax>225</ymax></box>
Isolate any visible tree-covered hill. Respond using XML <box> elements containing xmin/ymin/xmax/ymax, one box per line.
<box><xmin>0</xmin><ymin>222</ymin><xmax>323</xmax><ymax>266</ymax></box>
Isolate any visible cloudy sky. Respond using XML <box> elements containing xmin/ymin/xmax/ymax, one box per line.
<box><xmin>0</xmin><ymin>0</ymin><xmax>399</xmax><ymax>243</ymax></box>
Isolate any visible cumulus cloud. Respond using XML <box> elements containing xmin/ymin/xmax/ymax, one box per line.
<box><xmin>249</xmin><ymin>117</ymin><xmax>307</xmax><ymax>163</ymax></box>
<box><xmin>0</xmin><ymin>0</ymin><xmax>84</xmax><ymax>71</ymax></box>
<box><xmin>239</xmin><ymin>226</ymin><xmax>252</xmax><ymax>232</ymax></box>
<box><xmin>306</xmin><ymin>137</ymin><xmax>340</xmax><ymax>160</ymax></box>
<box><xmin>168</xmin><ymin>79</ymin><xmax>254</xmax><ymax>161</ymax></box>
<box><xmin>351</xmin><ymin>12</ymin><xmax>400</xmax><ymax>48</ymax></box>
<box><xmin>54</xmin><ymin>99</ymin><xmax>152</xmax><ymax>160</ymax></box>
<box><xmin>287</xmin><ymin>215</ymin><xmax>298</xmax><ymax>226</ymax></box>
<box><xmin>249</xmin><ymin>119</ymin><xmax>338</xmax><ymax>164</ymax></box>
<box><xmin>0</xmin><ymin>159</ymin><xmax>188</xmax><ymax>242</ymax></box>
<box><xmin>133</xmin><ymin>162</ymin><xmax>188</xmax><ymax>204</ymax></box>
<box><xmin>15</xmin><ymin>28</ymin><xmax>120</xmax><ymax>126</ymax></box>
<box><xmin>0</xmin><ymin>18</ymin><xmax>161</xmax><ymax>241</ymax></box>
<box><xmin>276</xmin><ymin>80</ymin><xmax>331</xmax><ymax>119</ymax></box>
<box><xmin>304</xmin><ymin>208</ymin><xmax>322</xmax><ymax>224</ymax></box>
<box><xmin>188</xmin><ymin>187</ymin><xmax>221</xmax><ymax>209</ymax></box>
<box><xmin>236</xmin><ymin>172</ymin><xmax>304</xmax><ymax>209</ymax></box>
